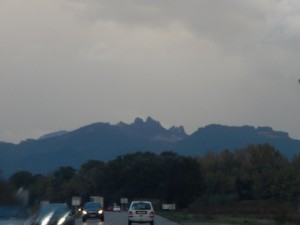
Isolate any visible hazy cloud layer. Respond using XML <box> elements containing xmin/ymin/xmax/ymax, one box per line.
<box><xmin>1</xmin><ymin>0</ymin><xmax>300</xmax><ymax>143</ymax></box>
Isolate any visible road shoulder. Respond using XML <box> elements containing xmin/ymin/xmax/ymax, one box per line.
<box><xmin>180</xmin><ymin>222</ymin><xmax>228</xmax><ymax>225</ymax></box>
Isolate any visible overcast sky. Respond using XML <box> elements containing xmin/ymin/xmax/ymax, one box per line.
<box><xmin>1</xmin><ymin>0</ymin><xmax>300</xmax><ymax>143</ymax></box>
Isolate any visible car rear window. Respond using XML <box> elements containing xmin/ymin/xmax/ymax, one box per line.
<box><xmin>131</xmin><ymin>202</ymin><xmax>151</xmax><ymax>210</ymax></box>
<box><xmin>84</xmin><ymin>202</ymin><xmax>102</xmax><ymax>209</ymax></box>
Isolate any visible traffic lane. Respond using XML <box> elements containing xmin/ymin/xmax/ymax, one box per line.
<box><xmin>75</xmin><ymin>211</ymin><xmax>180</xmax><ymax>225</ymax></box>
<box><xmin>155</xmin><ymin>214</ymin><xmax>181</xmax><ymax>225</ymax></box>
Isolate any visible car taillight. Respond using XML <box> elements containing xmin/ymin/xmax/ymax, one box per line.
<box><xmin>150</xmin><ymin>211</ymin><xmax>154</xmax><ymax>217</ymax></box>
<box><xmin>128</xmin><ymin>211</ymin><xmax>133</xmax><ymax>217</ymax></box>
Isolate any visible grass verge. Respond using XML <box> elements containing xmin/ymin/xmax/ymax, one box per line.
<box><xmin>157</xmin><ymin>210</ymin><xmax>297</xmax><ymax>225</ymax></box>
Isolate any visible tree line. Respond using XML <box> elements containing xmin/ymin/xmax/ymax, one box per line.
<box><xmin>1</xmin><ymin>143</ymin><xmax>300</xmax><ymax>209</ymax></box>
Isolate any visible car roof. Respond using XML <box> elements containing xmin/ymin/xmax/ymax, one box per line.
<box><xmin>47</xmin><ymin>203</ymin><xmax>68</xmax><ymax>205</ymax></box>
<box><xmin>131</xmin><ymin>201</ymin><xmax>151</xmax><ymax>204</ymax></box>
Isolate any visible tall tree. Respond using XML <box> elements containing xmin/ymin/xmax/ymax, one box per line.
<box><xmin>9</xmin><ymin>170</ymin><xmax>33</xmax><ymax>189</ymax></box>
<box><xmin>78</xmin><ymin>160</ymin><xmax>106</xmax><ymax>202</ymax></box>
<box><xmin>236</xmin><ymin>144</ymin><xmax>289</xmax><ymax>199</ymax></box>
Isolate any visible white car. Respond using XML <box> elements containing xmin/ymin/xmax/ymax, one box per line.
<box><xmin>113</xmin><ymin>205</ymin><xmax>121</xmax><ymax>212</ymax></box>
<box><xmin>128</xmin><ymin>201</ymin><xmax>154</xmax><ymax>225</ymax></box>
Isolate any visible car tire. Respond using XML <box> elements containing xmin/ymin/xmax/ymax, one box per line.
<box><xmin>101</xmin><ymin>215</ymin><xmax>104</xmax><ymax>221</ymax></box>
<box><xmin>128</xmin><ymin>221</ymin><xmax>131</xmax><ymax>225</ymax></box>
<box><xmin>150</xmin><ymin>222</ymin><xmax>154</xmax><ymax>225</ymax></box>
<box><xmin>82</xmin><ymin>217</ymin><xmax>86</xmax><ymax>222</ymax></box>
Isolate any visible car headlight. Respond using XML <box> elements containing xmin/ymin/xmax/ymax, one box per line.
<box><xmin>98</xmin><ymin>210</ymin><xmax>103</xmax><ymax>214</ymax></box>
<box><xmin>41</xmin><ymin>213</ymin><xmax>53</xmax><ymax>225</ymax></box>
<box><xmin>41</xmin><ymin>216</ymin><xmax>51</xmax><ymax>225</ymax></box>
<box><xmin>82</xmin><ymin>210</ymin><xmax>87</xmax><ymax>215</ymax></box>
<box><xmin>57</xmin><ymin>217</ymin><xmax>66</xmax><ymax>225</ymax></box>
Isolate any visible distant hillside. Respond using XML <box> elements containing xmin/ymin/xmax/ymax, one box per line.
<box><xmin>174</xmin><ymin>124</ymin><xmax>300</xmax><ymax>157</ymax></box>
<box><xmin>0</xmin><ymin>117</ymin><xmax>186</xmax><ymax>177</ymax></box>
<box><xmin>0</xmin><ymin>117</ymin><xmax>300</xmax><ymax>177</ymax></box>
<box><xmin>39</xmin><ymin>130</ymin><xmax>68</xmax><ymax>140</ymax></box>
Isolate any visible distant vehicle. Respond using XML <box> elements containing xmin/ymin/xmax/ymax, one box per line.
<box><xmin>128</xmin><ymin>201</ymin><xmax>154</xmax><ymax>225</ymax></box>
<box><xmin>113</xmin><ymin>205</ymin><xmax>121</xmax><ymax>212</ymax></box>
<box><xmin>0</xmin><ymin>205</ymin><xmax>29</xmax><ymax>225</ymax></box>
<box><xmin>28</xmin><ymin>203</ymin><xmax>74</xmax><ymax>225</ymax></box>
<box><xmin>81</xmin><ymin>201</ymin><xmax>104</xmax><ymax>222</ymax></box>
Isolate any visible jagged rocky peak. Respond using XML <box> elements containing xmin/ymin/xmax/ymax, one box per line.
<box><xmin>133</xmin><ymin>116</ymin><xmax>161</xmax><ymax>125</ymax></box>
<box><xmin>133</xmin><ymin>117</ymin><xmax>144</xmax><ymax>124</ymax></box>
<box><xmin>117</xmin><ymin>117</ymin><xmax>186</xmax><ymax>140</ymax></box>
<box><xmin>138</xmin><ymin>117</ymin><xmax>164</xmax><ymax>133</ymax></box>
<box><xmin>131</xmin><ymin>117</ymin><xmax>186</xmax><ymax>133</ymax></box>
<box><xmin>132</xmin><ymin>117</ymin><xmax>162</xmax><ymax>129</ymax></box>
<box><xmin>117</xmin><ymin>117</ymin><xmax>161</xmax><ymax>129</ymax></box>
<box><xmin>146</xmin><ymin>116</ymin><xmax>161</xmax><ymax>125</ymax></box>
<box><xmin>168</xmin><ymin>126</ymin><xmax>187</xmax><ymax>137</ymax></box>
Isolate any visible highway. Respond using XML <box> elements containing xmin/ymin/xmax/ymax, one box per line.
<box><xmin>75</xmin><ymin>211</ymin><xmax>180</xmax><ymax>225</ymax></box>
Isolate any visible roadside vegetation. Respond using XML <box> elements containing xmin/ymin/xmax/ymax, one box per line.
<box><xmin>159</xmin><ymin>211</ymin><xmax>295</xmax><ymax>225</ymax></box>
<box><xmin>1</xmin><ymin>143</ymin><xmax>300</xmax><ymax>224</ymax></box>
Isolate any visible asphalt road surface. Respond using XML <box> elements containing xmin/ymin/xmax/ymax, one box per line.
<box><xmin>75</xmin><ymin>211</ymin><xmax>180</xmax><ymax>225</ymax></box>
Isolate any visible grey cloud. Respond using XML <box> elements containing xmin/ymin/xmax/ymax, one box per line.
<box><xmin>1</xmin><ymin>0</ymin><xmax>300</xmax><ymax>143</ymax></box>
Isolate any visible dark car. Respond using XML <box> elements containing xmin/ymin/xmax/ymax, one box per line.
<box><xmin>29</xmin><ymin>203</ymin><xmax>74</xmax><ymax>225</ymax></box>
<box><xmin>0</xmin><ymin>205</ymin><xmax>29</xmax><ymax>225</ymax></box>
<box><xmin>81</xmin><ymin>202</ymin><xmax>104</xmax><ymax>222</ymax></box>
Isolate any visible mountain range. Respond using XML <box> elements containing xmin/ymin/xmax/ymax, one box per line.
<box><xmin>1</xmin><ymin>117</ymin><xmax>300</xmax><ymax>177</ymax></box>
